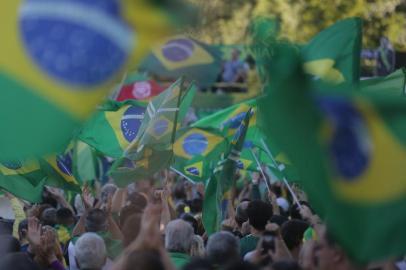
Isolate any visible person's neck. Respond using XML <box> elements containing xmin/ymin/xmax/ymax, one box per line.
<box><xmin>250</xmin><ymin>227</ymin><xmax>264</xmax><ymax>237</ymax></box>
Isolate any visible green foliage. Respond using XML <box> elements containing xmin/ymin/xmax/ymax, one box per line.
<box><xmin>185</xmin><ymin>0</ymin><xmax>406</xmax><ymax>51</ymax></box>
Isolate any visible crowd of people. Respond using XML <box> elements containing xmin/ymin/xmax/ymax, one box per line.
<box><xmin>0</xmin><ymin>170</ymin><xmax>402</xmax><ymax>270</ymax></box>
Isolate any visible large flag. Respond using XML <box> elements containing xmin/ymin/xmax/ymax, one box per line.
<box><xmin>360</xmin><ymin>68</ymin><xmax>406</xmax><ymax>96</ymax></box>
<box><xmin>0</xmin><ymin>0</ymin><xmax>142</xmax><ymax>160</ymax></box>
<box><xmin>258</xmin><ymin>43</ymin><xmax>406</xmax><ymax>262</ymax></box>
<box><xmin>0</xmin><ymin>160</ymin><xmax>46</xmax><ymax>202</ymax></box>
<box><xmin>79</xmin><ymin>100</ymin><xmax>147</xmax><ymax>158</ymax></box>
<box><xmin>173</xmin><ymin>127</ymin><xmax>227</xmax><ymax>182</ymax></box>
<box><xmin>301</xmin><ymin>18</ymin><xmax>362</xmax><ymax>87</ymax></box>
<box><xmin>203</xmin><ymin>108</ymin><xmax>252</xmax><ymax>235</ymax></box>
<box><xmin>110</xmin><ymin>78</ymin><xmax>194</xmax><ymax>187</ymax></box>
<box><xmin>139</xmin><ymin>36</ymin><xmax>222</xmax><ymax>89</ymax></box>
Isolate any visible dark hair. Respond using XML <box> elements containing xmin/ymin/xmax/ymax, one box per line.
<box><xmin>270</xmin><ymin>215</ymin><xmax>289</xmax><ymax>227</ymax></box>
<box><xmin>289</xmin><ymin>201</ymin><xmax>313</xmax><ymax>220</ymax></box>
<box><xmin>224</xmin><ymin>260</ymin><xmax>260</xmax><ymax>270</ymax></box>
<box><xmin>190</xmin><ymin>198</ymin><xmax>203</xmax><ymax>214</ymax></box>
<box><xmin>18</xmin><ymin>219</ymin><xmax>28</xmax><ymax>240</ymax></box>
<box><xmin>235</xmin><ymin>201</ymin><xmax>249</xmax><ymax>227</ymax></box>
<box><xmin>85</xmin><ymin>209</ymin><xmax>107</xmax><ymax>233</ymax></box>
<box><xmin>122</xmin><ymin>213</ymin><xmax>142</xmax><ymax>248</ymax></box>
<box><xmin>175</xmin><ymin>202</ymin><xmax>188</xmax><ymax>218</ymax></box>
<box><xmin>41</xmin><ymin>207</ymin><xmax>57</xmax><ymax>227</ymax></box>
<box><xmin>127</xmin><ymin>192</ymin><xmax>148</xmax><ymax>211</ymax></box>
<box><xmin>119</xmin><ymin>204</ymin><xmax>144</xmax><ymax>228</ymax></box>
<box><xmin>0</xmin><ymin>253</ymin><xmax>41</xmax><ymax>270</ymax></box>
<box><xmin>122</xmin><ymin>250</ymin><xmax>165</xmax><ymax>270</ymax></box>
<box><xmin>272</xmin><ymin>260</ymin><xmax>302</xmax><ymax>270</ymax></box>
<box><xmin>56</xmin><ymin>208</ymin><xmax>74</xmax><ymax>226</ymax></box>
<box><xmin>0</xmin><ymin>235</ymin><xmax>20</xmax><ymax>256</ymax></box>
<box><xmin>172</xmin><ymin>181</ymin><xmax>187</xmax><ymax>201</ymax></box>
<box><xmin>281</xmin><ymin>219</ymin><xmax>310</xmax><ymax>250</ymax></box>
<box><xmin>183</xmin><ymin>257</ymin><xmax>214</xmax><ymax>270</ymax></box>
<box><xmin>180</xmin><ymin>213</ymin><xmax>198</xmax><ymax>234</ymax></box>
<box><xmin>247</xmin><ymin>200</ymin><xmax>273</xmax><ymax>231</ymax></box>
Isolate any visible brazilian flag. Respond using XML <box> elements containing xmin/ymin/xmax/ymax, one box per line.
<box><xmin>301</xmin><ymin>18</ymin><xmax>362</xmax><ymax>87</ymax></box>
<box><xmin>203</xmin><ymin>108</ymin><xmax>252</xmax><ymax>235</ymax></box>
<box><xmin>110</xmin><ymin>78</ymin><xmax>194</xmax><ymax>187</ymax></box>
<box><xmin>173</xmin><ymin>127</ymin><xmax>227</xmax><ymax>182</ymax></box>
<box><xmin>258</xmin><ymin>43</ymin><xmax>406</xmax><ymax>262</ymax></box>
<box><xmin>139</xmin><ymin>36</ymin><xmax>222</xmax><ymax>89</ymax></box>
<box><xmin>360</xmin><ymin>68</ymin><xmax>406</xmax><ymax>96</ymax></box>
<box><xmin>0</xmin><ymin>160</ymin><xmax>47</xmax><ymax>202</ymax></box>
<box><xmin>79</xmin><ymin>100</ymin><xmax>147</xmax><ymax>158</ymax></box>
<box><xmin>0</xmin><ymin>0</ymin><xmax>142</xmax><ymax>160</ymax></box>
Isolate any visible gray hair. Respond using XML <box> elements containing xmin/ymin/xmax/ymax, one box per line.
<box><xmin>165</xmin><ymin>219</ymin><xmax>194</xmax><ymax>253</ymax></box>
<box><xmin>206</xmin><ymin>231</ymin><xmax>240</xmax><ymax>266</ymax></box>
<box><xmin>75</xmin><ymin>233</ymin><xmax>106</xmax><ymax>270</ymax></box>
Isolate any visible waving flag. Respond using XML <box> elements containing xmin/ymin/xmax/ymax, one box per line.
<box><xmin>173</xmin><ymin>128</ymin><xmax>227</xmax><ymax>182</ymax></box>
<box><xmin>140</xmin><ymin>36</ymin><xmax>222</xmax><ymax>89</ymax></box>
<box><xmin>79</xmin><ymin>100</ymin><xmax>147</xmax><ymax>158</ymax></box>
<box><xmin>360</xmin><ymin>68</ymin><xmax>406</xmax><ymax>96</ymax></box>
<box><xmin>0</xmin><ymin>160</ymin><xmax>46</xmax><ymax>202</ymax></box>
<box><xmin>0</xmin><ymin>0</ymin><xmax>139</xmax><ymax>160</ymax></box>
<box><xmin>116</xmin><ymin>73</ymin><xmax>166</xmax><ymax>101</ymax></box>
<box><xmin>203</xmin><ymin>108</ymin><xmax>252</xmax><ymax>235</ymax></box>
<box><xmin>110</xmin><ymin>78</ymin><xmax>194</xmax><ymax>186</ymax></box>
<box><xmin>301</xmin><ymin>18</ymin><xmax>362</xmax><ymax>86</ymax></box>
<box><xmin>258</xmin><ymin>43</ymin><xmax>406</xmax><ymax>262</ymax></box>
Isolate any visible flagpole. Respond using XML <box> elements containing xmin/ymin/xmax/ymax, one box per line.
<box><xmin>249</xmin><ymin>149</ymin><xmax>272</xmax><ymax>193</ymax></box>
<box><xmin>260</xmin><ymin>138</ymin><xmax>302</xmax><ymax>209</ymax></box>
<box><xmin>169</xmin><ymin>166</ymin><xmax>195</xmax><ymax>184</ymax></box>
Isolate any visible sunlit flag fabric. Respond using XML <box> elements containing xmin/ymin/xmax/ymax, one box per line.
<box><xmin>139</xmin><ymin>36</ymin><xmax>222</xmax><ymax>89</ymax></box>
<box><xmin>301</xmin><ymin>18</ymin><xmax>362</xmax><ymax>87</ymax></box>
<box><xmin>115</xmin><ymin>73</ymin><xmax>166</xmax><ymax>101</ymax></box>
<box><xmin>0</xmin><ymin>160</ymin><xmax>47</xmax><ymax>202</ymax></box>
<box><xmin>110</xmin><ymin>78</ymin><xmax>194</xmax><ymax>187</ymax></box>
<box><xmin>79</xmin><ymin>100</ymin><xmax>147</xmax><ymax>158</ymax></box>
<box><xmin>360</xmin><ymin>68</ymin><xmax>406</xmax><ymax>96</ymax></box>
<box><xmin>258</xmin><ymin>43</ymin><xmax>406</xmax><ymax>262</ymax></box>
<box><xmin>0</xmin><ymin>0</ymin><xmax>189</xmax><ymax>161</ymax></box>
<box><xmin>203</xmin><ymin>108</ymin><xmax>252</xmax><ymax>235</ymax></box>
<box><xmin>173</xmin><ymin>127</ymin><xmax>227</xmax><ymax>182</ymax></box>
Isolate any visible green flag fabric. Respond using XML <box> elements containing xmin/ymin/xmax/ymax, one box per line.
<box><xmin>258</xmin><ymin>43</ymin><xmax>406</xmax><ymax>262</ymax></box>
<box><xmin>79</xmin><ymin>100</ymin><xmax>147</xmax><ymax>158</ymax></box>
<box><xmin>301</xmin><ymin>18</ymin><xmax>362</xmax><ymax>87</ymax></box>
<box><xmin>202</xmin><ymin>108</ymin><xmax>253</xmax><ymax>235</ymax></box>
<box><xmin>109</xmin><ymin>78</ymin><xmax>189</xmax><ymax>187</ymax></box>
<box><xmin>0</xmin><ymin>160</ymin><xmax>47</xmax><ymax>202</ymax></box>
<box><xmin>360</xmin><ymin>68</ymin><xmax>406</xmax><ymax>96</ymax></box>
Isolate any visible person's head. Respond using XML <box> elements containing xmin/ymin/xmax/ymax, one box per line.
<box><xmin>119</xmin><ymin>204</ymin><xmax>143</xmax><ymax>228</ymax></box>
<box><xmin>74</xmin><ymin>233</ymin><xmax>106</xmax><ymax>270</ymax></box>
<box><xmin>122</xmin><ymin>250</ymin><xmax>165</xmax><ymax>270</ymax></box>
<box><xmin>232</xmin><ymin>49</ymin><xmax>241</xmax><ymax>60</ymax></box>
<box><xmin>165</xmin><ymin>219</ymin><xmax>194</xmax><ymax>254</ymax></box>
<box><xmin>0</xmin><ymin>235</ymin><xmax>20</xmax><ymax>256</ymax></box>
<box><xmin>190</xmin><ymin>235</ymin><xmax>205</xmax><ymax>257</ymax></box>
<box><xmin>56</xmin><ymin>208</ymin><xmax>75</xmax><ymax>227</ymax></box>
<box><xmin>247</xmin><ymin>200</ymin><xmax>273</xmax><ymax>231</ymax></box>
<box><xmin>281</xmin><ymin>219</ymin><xmax>309</xmax><ymax>252</ymax></box>
<box><xmin>270</xmin><ymin>215</ymin><xmax>289</xmax><ymax>227</ymax></box>
<box><xmin>100</xmin><ymin>183</ymin><xmax>117</xmax><ymax>203</ymax></box>
<box><xmin>0</xmin><ymin>252</ymin><xmax>41</xmax><ymax>270</ymax></box>
<box><xmin>18</xmin><ymin>219</ymin><xmax>28</xmax><ymax>242</ymax></box>
<box><xmin>121</xmin><ymin>213</ymin><xmax>142</xmax><ymax>248</ymax></box>
<box><xmin>172</xmin><ymin>181</ymin><xmax>187</xmax><ymax>201</ymax></box>
<box><xmin>85</xmin><ymin>209</ymin><xmax>108</xmax><ymax>233</ymax></box>
<box><xmin>126</xmin><ymin>191</ymin><xmax>148</xmax><ymax>212</ymax></box>
<box><xmin>190</xmin><ymin>198</ymin><xmax>203</xmax><ymax>214</ymax></box>
<box><xmin>235</xmin><ymin>201</ymin><xmax>249</xmax><ymax>227</ymax></box>
<box><xmin>315</xmin><ymin>226</ymin><xmax>364</xmax><ymax>270</ymax></box>
<box><xmin>175</xmin><ymin>202</ymin><xmax>188</xmax><ymax>217</ymax></box>
<box><xmin>180</xmin><ymin>213</ymin><xmax>198</xmax><ymax>234</ymax></box>
<box><xmin>40</xmin><ymin>207</ymin><xmax>57</xmax><ymax>227</ymax></box>
<box><xmin>206</xmin><ymin>231</ymin><xmax>240</xmax><ymax>266</ymax></box>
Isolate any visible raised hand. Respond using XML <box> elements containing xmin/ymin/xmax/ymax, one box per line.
<box><xmin>27</xmin><ymin>217</ymin><xmax>41</xmax><ymax>249</ymax></box>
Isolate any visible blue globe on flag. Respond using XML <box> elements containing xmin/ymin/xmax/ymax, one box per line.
<box><xmin>162</xmin><ymin>38</ymin><xmax>195</xmax><ymax>62</ymax></box>
<box><xmin>1</xmin><ymin>161</ymin><xmax>23</xmax><ymax>170</ymax></box>
<box><xmin>19</xmin><ymin>0</ymin><xmax>134</xmax><ymax>87</ymax></box>
<box><xmin>56</xmin><ymin>153</ymin><xmax>73</xmax><ymax>175</ymax></box>
<box><xmin>182</xmin><ymin>133</ymin><xmax>208</xmax><ymax>156</ymax></box>
<box><xmin>121</xmin><ymin>105</ymin><xmax>145</xmax><ymax>142</ymax></box>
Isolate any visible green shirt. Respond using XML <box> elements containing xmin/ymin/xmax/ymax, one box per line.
<box><xmin>169</xmin><ymin>252</ymin><xmax>191</xmax><ymax>269</ymax></box>
<box><xmin>240</xmin><ymin>234</ymin><xmax>259</xmax><ymax>257</ymax></box>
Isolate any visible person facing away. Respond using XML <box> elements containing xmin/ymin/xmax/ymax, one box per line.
<box><xmin>74</xmin><ymin>233</ymin><xmax>107</xmax><ymax>270</ymax></box>
<box><xmin>206</xmin><ymin>231</ymin><xmax>240</xmax><ymax>267</ymax></box>
<box><xmin>165</xmin><ymin>219</ymin><xmax>194</xmax><ymax>269</ymax></box>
